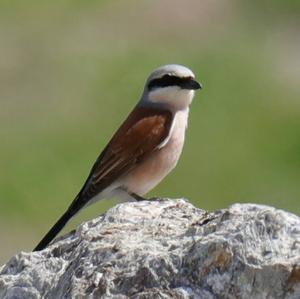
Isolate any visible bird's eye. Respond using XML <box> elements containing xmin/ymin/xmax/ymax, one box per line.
<box><xmin>148</xmin><ymin>74</ymin><xmax>179</xmax><ymax>90</ymax></box>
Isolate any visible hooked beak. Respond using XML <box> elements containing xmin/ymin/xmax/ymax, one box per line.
<box><xmin>183</xmin><ymin>78</ymin><xmax>203</xmax><ymax>90</ymax></box>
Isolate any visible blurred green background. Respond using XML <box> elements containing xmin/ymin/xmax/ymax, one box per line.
<box><xmin>1</xmin><ymin>0</ymin><xmax>300</xmax><ymax>263</ymax></box>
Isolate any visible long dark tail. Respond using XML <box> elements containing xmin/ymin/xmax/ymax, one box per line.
<box><xmin>33</xmin><ymin>199</ymin><xmax>83</xmax><ymax>251</ymax></box>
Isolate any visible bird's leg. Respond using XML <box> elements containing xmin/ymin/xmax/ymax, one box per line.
<box><xmin>129</xmin><ymin>192</ymin><xmax>148</xmax><ymax>202</ymax></box>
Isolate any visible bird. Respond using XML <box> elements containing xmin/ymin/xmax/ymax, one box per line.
<box><xmin>33</xmin><ymin>64</ymin><xmax>202</xmax><ymax>251</ymax></box>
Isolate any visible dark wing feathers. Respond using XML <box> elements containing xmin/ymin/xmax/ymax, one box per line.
<box><xmin>33</xmin><ymin>105</ymin><xmax>173</xmax><ymax>252</ymax></box>
<box><xmin>76</xmin><ymin>105</ymin><xmax>173</xmax><ymax>203</ymax></box>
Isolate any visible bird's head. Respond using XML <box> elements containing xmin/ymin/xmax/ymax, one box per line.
<box><xmin>143</xmin><ymin>64</ymin><xmax>202</xmax><ymax>111</ymax></box>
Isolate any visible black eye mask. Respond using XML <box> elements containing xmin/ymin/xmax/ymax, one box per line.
<box><xmin>148</xmin><ymin>74</ymin><xmax>201</xmax><ymax>91</ymax></box>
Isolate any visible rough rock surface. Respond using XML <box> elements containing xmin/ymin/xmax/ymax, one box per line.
<box><xmin>1</xmin><ymin>199</ymin><xmax>300</xmax><ymax>299</ymax></box>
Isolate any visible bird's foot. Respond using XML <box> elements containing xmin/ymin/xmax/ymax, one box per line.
<box><xmin>148</xmin><ymin>197</ymin><xmax>170</xmax><ymax>202</ymax></box>
<box><xmin>126</xmin><ymin>191</ymin><xmax>166</xmax><ymax>202</ymax></box>
<box><xmin>129</xmin><ymin>192</ymin><xmax>148</xmax><ymax>202</ymax></box>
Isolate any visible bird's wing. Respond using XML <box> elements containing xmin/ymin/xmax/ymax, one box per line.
<box><xmin>34</xmin><ymin>105</ymin><xmax>173</xmax><ymax>251</ymax></box>
<box><xmin>76</xmin><ymin>105</ymin><xmax>173</xmax><ymax>203</ymax></box>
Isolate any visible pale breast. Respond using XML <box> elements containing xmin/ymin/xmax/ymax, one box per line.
<box><xmin>120</xmin><ymin>109</ymin><xmax>189</xmax><ymax>195</ymax></box>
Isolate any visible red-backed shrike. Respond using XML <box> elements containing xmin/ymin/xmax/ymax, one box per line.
<box><xmin>34</xmin><ymin>64</ymin><xmax>202</xmax><ymax>251</ymax></box>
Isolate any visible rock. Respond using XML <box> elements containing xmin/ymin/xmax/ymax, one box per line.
<box><xmin>0</xmin><ymin>199</ymin><xmax>300</xmax><ymax>299</ymax></box>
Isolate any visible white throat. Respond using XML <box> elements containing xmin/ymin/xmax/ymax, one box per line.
<box><xmin>145</xmin><ymin>87</ymin><xmax>195</xmax><ymax>111</ymax></box>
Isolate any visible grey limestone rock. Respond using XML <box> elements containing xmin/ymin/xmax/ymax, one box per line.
<box><xmin>0</xmin><ymin>199</ymin><xmax>300</xmax><ymax>299</ymax></box>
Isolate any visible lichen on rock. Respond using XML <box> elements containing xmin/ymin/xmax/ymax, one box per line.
<box><xmin>0</xmin><ymin>199</ymin><xmax>300</xmax><ymax>299</ymax></box>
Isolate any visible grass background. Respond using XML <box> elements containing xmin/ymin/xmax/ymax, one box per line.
<box><xmin>0</xmin><ymin>0</ymin><xmax>300</xmax><ymax>263</ymax></box>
